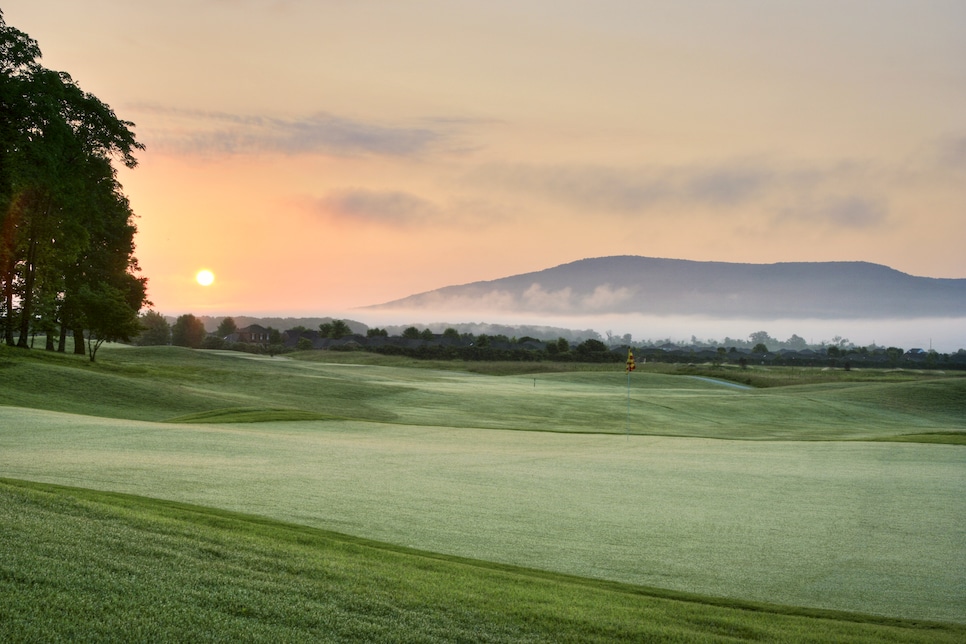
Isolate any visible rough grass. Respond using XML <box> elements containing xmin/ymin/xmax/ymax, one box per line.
<box><xmin>3</xmin><ymin>479</ymin><xmax>963</xmax><ymax>643</ymax></box>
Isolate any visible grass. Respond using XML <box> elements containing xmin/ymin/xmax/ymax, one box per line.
<box><xmin>167</xmin><ymin>407</ymin><xmax>337</xmax><ymax>423</ymax></box>
<box><xmin>2</xmin><ymin>406</ymin><xmax>964</xmax><ymax>622</ymax></box>
<box><xmin>1</xmin><ymin>344</ymin><xmax>963</xmax><ymax>440</ymax></box>
<box><xmin>3</xmin><ymin>478</ymin><xmax>964</xmax><ymax>643</ymax></box>
<box><xmin>1</xmin><ymin>343</ymin><xmax>965</xmax><ymax>635</ymax></box>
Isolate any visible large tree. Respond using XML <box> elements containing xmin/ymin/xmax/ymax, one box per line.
<box><xmin>0</xmin><ymin>10</ymin><xmax>146</xmax><ymax>352</ymax></box>
<box><xmin>137</xmin><ymin>310</ymin><xmax>170</xmax><ymax>346</ymax></box>
<box><xmin>171</xmin><ymin>314</ymin><xmax>206</xmax><ymax>349</ymax></box>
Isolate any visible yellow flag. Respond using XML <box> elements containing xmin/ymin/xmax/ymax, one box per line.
<box><xmin>626</xmin><ymin>349</ymin><xmax>636</xmax><ymax>372</ymax></box>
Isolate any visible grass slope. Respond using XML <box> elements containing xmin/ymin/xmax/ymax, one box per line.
<box><xmin>3</xmin><ymin>479</ymin><xmax>962</xmax><ymax>643</ymax></box>
<box><xmin>1</xmin><ymin>344</ymin><xmax>964</xmax><ymax>626</ymax></box>
<box><xmin>2</xmin><ymin>406</ymin><xmax>964</xmax><ymax>622</ymax></box>
<box><xmin>1</xmin><ymin>344</ymin><xmax>963</xmax><ymax>441</ymax></box>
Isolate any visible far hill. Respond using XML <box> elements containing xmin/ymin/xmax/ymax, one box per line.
<box><xmin>367</xmin><ymin>256</ymin><xmax>966</xmax><ymax>319</ymax></box>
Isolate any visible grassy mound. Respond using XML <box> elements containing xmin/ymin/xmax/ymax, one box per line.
<box><xmin>3</xmin><ymin>479</ymin><xmax>962</xmax><ymax>643</ymax></box>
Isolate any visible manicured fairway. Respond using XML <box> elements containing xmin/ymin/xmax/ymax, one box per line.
<box><xmin>1</xmin><ymin>405</ymin><xmax>963</xmax><ymax>622</ymax></box>
<box><xmin>1</xmin><ymin>345</ymin><xmax>964</xmax><ymax>627</ymax></box>
<box><xmin>6</xmin><ymin>480</ymin><xmax>964</xmax><ymax>643</ymax></box>
<box><xmin>1</xmin><ymin>345</ymin><xmax>963</xmax><ymax>440</ymax></box>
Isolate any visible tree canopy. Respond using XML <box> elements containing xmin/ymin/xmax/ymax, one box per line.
<box><xmin>0</xmin><ymin>10</ymin><xmax>147</xmax><ymax>358</ymax></box>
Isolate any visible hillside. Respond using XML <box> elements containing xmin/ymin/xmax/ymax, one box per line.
<box><xmin>367</xmin><ymin>256</ymin><xmax>966</xmax><ymax>319</ymax></box>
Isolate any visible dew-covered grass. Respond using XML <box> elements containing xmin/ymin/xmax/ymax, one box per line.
<box><xmin>1</xmin><ymin>343</ymin><xmax>964</xmax><ymax>629</ymax></box>
<box><xmin>0</xmin><ymin>344</ymin><xmax>963</xmax><ymax>440</ymax></box>
<box><xmin>1</xmin><ymin>406</ymin><xmax>963</xmax><ymax>622</ymax></box>
<box><xmin>3</xmin><ymin>479</ymin><xmax>963</xmax><ymax>643</ymax></box>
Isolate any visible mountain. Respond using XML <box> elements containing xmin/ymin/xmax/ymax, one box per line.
<box><xmin>367</xmin><ymin>256</ymin><xmax>966</xmax><ymax>319</ymax></box>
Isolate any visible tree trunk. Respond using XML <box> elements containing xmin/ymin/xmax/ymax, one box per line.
<box><xmin>2</xmin><ymin>280</ymin><xmax>14</xmax><ymax>346</ymax></box>
<box><xmin>72</xmin><ymin>325</ymin><xmax>85</xmax><ymax>355</ymax></box>
<box><xmin>15</xmin><ymin>232</ymin><xmax>36</xmax><ymax>348</ymax></box>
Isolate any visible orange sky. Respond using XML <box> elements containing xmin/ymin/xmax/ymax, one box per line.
<box><xmin>5</xmin><ymin>1</ymin><xmax>965</xmax><ymax>321</ymax></box>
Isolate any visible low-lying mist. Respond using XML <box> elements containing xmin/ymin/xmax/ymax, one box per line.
<box><xmin>348</xmin><ymin>309</ymin><xmax>966</xmax><ymax>352</ymax></box>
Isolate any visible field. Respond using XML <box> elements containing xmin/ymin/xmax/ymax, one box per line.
<box><xmin>1</xmin><ymin>344</ymin><xmax>965</xmax><ymax>640</ymax></box>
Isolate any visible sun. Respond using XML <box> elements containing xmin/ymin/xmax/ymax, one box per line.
<box><xmin>195</xmin><ymin>269</ymin><xmax>215</xmax><ymax>286</ymax></box>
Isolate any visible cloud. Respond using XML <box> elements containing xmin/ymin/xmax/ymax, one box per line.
<box><xmin>935</xmin><ymin>135</ymin><xmax>966</xmax><ymax>168</ymax></box>
<box><xmin>301</xmin><ymin>187</ymin><xmax>508</xmax><ymax>230</ymax></box>
<box><xmin>818</xmin><ymin>197</ymin><xmax>888</xmax><ymax>228</ymax></box>
<box><xmin>133</xmin><ymin>105</ymin><xmax>445</xmax><ymax>157</ymax></box>
<box><xmin>473</xmin><ymin>161</ymin><xmax>781</xmax><ymax>214</ymax></box>
<box><xmin>775</xmin><ymin>195</ymin><xmax>889</xmax><ymax>229</ymax></box>
<box><xmin>316</xmin><ymin>188</ymin><xmax>441</xmax><ymax>226</ymax></box>
<box><xmin>469</xmin><ymin>159</ymin><xmax>905</xmax><ymax>234</ymax></box>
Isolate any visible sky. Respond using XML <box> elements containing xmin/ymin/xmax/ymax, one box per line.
<box><xmin>4</xmin><ymin>1</ymin><xmax>965</xmax><ymax>332</ymax></box>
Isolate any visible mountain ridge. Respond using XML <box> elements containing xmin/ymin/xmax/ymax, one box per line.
<box><xmin>367</xmin><ymin>256</ymin><xmax>966</xmax><ymax>319</ymax></box>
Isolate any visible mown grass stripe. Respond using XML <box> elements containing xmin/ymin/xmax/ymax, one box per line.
<box><xmin>2</xmin><ymin>478</ymin><xmax>963</xmax><ymax>643</ymax></box>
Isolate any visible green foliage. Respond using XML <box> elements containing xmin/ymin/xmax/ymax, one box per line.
<box><xmin>295</xmin><ymin>337</ymin><xmax>313</xmax><ymax>351</ymax></box>
<box><xmin>215</xmin><ymin>316</ymin><xmax>237</xmax><ymax>337</ymax></box>
<box><xmin>74</xmin><ymin>282</ymin><xmax>142</xmax><ymax>361</ymax></box>
<box><xmin>137</xmin><ymin>310</ymin><xmax>169</xmax><ymax>346</ymax></box>
<box><xmin>320</xmin><ymin>319</ymin><xmax>350</xmax><ymax>339</ymax></box>
<box><xmin>402</xmin><ymin>326</ymin><xmax>421</xmax><ymax>340</ymax></box>
<box><xmin>0</xmin><ymin>12</ymin><xmax>146</xmax><ymax>351</ymax></box>
<box><xmin>170</xmin><ymin>313</ymin><xmax>205</xmax><ymax>349</ymax></box>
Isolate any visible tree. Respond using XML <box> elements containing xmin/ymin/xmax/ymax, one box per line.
<box><xmin>885</xmin><ymin>347</ymin><xmax>904</xmax><ymax>366</ymax></box>
<box><xmin>366</xmin><ymin>327</ymin><xmax>388</xmax><ymax>337</ymax></box>
<box><xmin>752</xmin><ymin>343</ymin><xmax>769</xmax><ymax>354</ymax></box>
<box><xmin>330</xmin><ymin>319</ymin><xmax>350</xmax><ymax>339</ymax></box>
<box><xmin>171</xmin><ymin>313</ymin><xmax>205</xmax><ymax>349</ymax></box>
<box><xmin>137</xmin><ymin>310</ymin><xmax>170</xmax><ymax>346</ymax></box>
<box><xmin>0</xmin><ymin>11</ymin><xmax>147</xmax><ymax>352</ymax></box>
<box><xmin>267</xmin><ymin>327</ymin><xmax>281</xmax><ymax>344</ymax></box>
<box><xmin>216</xmin><ymin>316</ymin><xmax>237</xmax><ymax>338</ymax></box>
<box><xmin>420</xmin><ymin>328</ymin><xmax>434</xmax><ymax>341</ymax></box>
<box><xmin>75</xmin><ymin>282</ymin><xmax>142</xmax><ymax>361</ymax></box>
<box><xmin>402</xmin><ymin>326</ymin><xmax>421</xmax><ymax>340</ymax></box>
<box><xmin>784</xmin><ymin>334</ymin><xmax>808</xmax><ymax>350</ymax></box>
<box><xmin>748</xmin><ymin>331</ymin><xmax>773</xmax><ymax>349</ymax></box>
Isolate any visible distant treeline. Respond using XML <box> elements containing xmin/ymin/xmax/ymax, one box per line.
<box><xmin>138</xmin><ymin>314</ymin><xmax>965</xmax><ymax>369</ymax></box>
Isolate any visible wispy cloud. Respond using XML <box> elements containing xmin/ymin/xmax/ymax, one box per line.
<box><xmin>776</xmin><ymin>196</ymin><xmax>889</xmax><ymax>229</ymax></box>
<box><xmin>935</xmin><ymin>134</ymin><xmax>966</xmax><ymax>168</ymax></box>
<box><xmin>132</xmin><ymin>105</ymin><xmax>446</xmax><ymax>157</ymax></box>
<box><xmin>472</xmin><ymin>161</ymin><xmax>785</xmax><ymax>214</ymax></box>
<box><xmin>316</xmin><ymin>188</ymin><xmax>442</xmax><ymax>226</ymax></box>
<box><xmin>470</xmin><ymin>159</ymin><xmax>899</xmax><ymax>231</ymax></box>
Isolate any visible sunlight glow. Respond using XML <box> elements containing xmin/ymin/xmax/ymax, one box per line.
<box><xmin>196</xmin><ymin>269</ymin><xmax>215</xmax><ymax>286</ymax></box>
